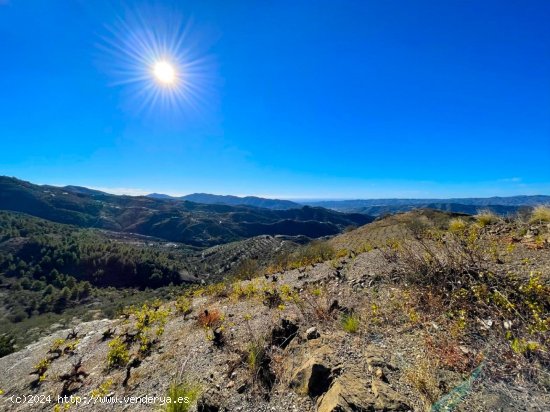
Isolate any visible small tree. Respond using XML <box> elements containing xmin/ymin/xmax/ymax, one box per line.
<box><xmin>0</xmin><ymin>333</ymin><xmax>16</xmax><ymax>357</ymax></box>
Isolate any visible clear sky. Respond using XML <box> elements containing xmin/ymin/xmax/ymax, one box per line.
<box><xmin>1</xmin><ymin>0</ymin><xmax>549</xmax><ymax>199</ymax></box>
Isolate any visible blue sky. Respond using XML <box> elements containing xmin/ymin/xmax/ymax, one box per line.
<box><xmin>1</xmin><ymin>0</ymin><xmax>549</xmax><ymax>199</ymax></box>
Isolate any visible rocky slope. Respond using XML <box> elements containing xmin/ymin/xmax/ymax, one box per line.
<box><xmin>1</xmin><ymin>211</ymin><xmax>549</xmax><ymax>411</ymax></box>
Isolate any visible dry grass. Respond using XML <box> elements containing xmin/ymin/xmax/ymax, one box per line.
<box><xmin>448</xmin><ymin>218</ymin><xmax>468</xmax><ymax>233</ymax></box>
<box><xmin>424</xmin><ymin>335</ymin><xmax>475</xmax><ymax>373</ymax></box>
<box><xmin>382</xmin><ymin>221</ymin><xmax>550</xmax><ymax>394</ymax></box>
<box><xmin>405</xmin><ymin>357</ymin><xmax>441</xmax><ymax>410</ymax></box>
<box><xmin>197</xmin><ymin>309</ymin><xmax>222</xmax><ymax>328</ymax></box>
<box><xmin>530</xmin><ymin>205</ymin><xmax>550</xmax><ymax>223</ymax></box>
<box><xmin>293</xmin><ymin>285</ymin><xmax>337</xmax><ymax>324</ymax></box>
<box><xmin>475</xmin><ymin>210</ymin><xmax>500</xmax><ymax>227</ymax></box>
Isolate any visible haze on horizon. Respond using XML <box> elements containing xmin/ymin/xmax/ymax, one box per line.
<box><xmin>1</xmin><ymin>1</ymin><xmax>549</xmax><ymax>199</ymax></box>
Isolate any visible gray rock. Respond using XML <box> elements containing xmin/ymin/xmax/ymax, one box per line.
<box><xmin>306</xmin><ymin>327</ymin><xmax>320</xmax><ymax>340</ymax></box>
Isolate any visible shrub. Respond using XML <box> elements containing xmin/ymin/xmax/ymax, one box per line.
<box><xmin>299</xmin><ymin>241</ymin><xmax>336</xmax><ymax>263</ymax></box>
<box><xmin>271</xmin><ymin>241</ymin><xmax>336</xmax><ymax>272</ymax></box>
<box><xmin>197</xmin><ymin>309</ymin><xmax>222</xmax><ymax>328</ymax></box>
<box><xmin>448</xmin><ymin>218</ymin><xmax>467</xmax><ymax>233</ymax></box>
<box><xmin>387</xmin><ymin>226</ymin><xmax>550</xmax><ymax>369</ymax></box>
<box><xmin>165</xmin><ymin>381</ymin><xmax>201</xmax><ymax>412</ymax></box>
<box><xmin>405</xmin><ymin>358</ymin><xmax>441</xmax><ymax>408</ymax></box>
<box><xmin>529</xmin><ymin>205</ymin><xmax>550</xmax><ymax>223</ymax></box>
<box><xmin>391</xmin><ymin>227</ymin><xmax>485</xmax><ymax>291</ymax></box>
<box><xmin>341</xmin><ymin>313</ymin><xmax>360</xmax><ymax>333</ymax></box>
<box><xmin>133</xmin><ymin>303</ymin><xmax>170</xmax><ymax>351</ymax></box>
<box><xmin>335</xmin><ymin>248</ymin><xmax>350</xmax><ymax>259</ymax></box>
<box><xmin>296</xmin><ymin>285</ymin><xmax>336</xmax><ymax>323</ymax></box>
<box><xmin>245</xmin><ymin>339</ymin><xmax>276</xmax><ymax>391</ymax></box>
<box><xmin>0</xmin><ymin>333</ymin><xmax>16</xmax><ymax>357</ymax></box>
<box><xmin>234</xmin><ymin>258</ymin><xmax>260</xmax><ymax>281</ymax></box>
<box><xmin>247</xmin><ymin>341</ymin><xmax>265</xmax><ymax>373</ymax></box>
<box><xmin>31</xmin><ymin>358</ymin><xmax>50</xmax><ymax>385</ymax></box>
<box><xmin>107</xmin><ymin>337</ymin><xmax>129</xmax><ymax>368</ymax></box>
<box><xmin>90</xmin><ymin>379</ymin><xmax>113</xmax><ymax>397</ymax></box>
<box><xmin>475</xmin><ymin>210</ymin><xmax>499</xmax><ymax>227</ymax></box>
<box><xmin>407</xmin><ymin>218</ymin><xmax>430</xmax><ymax>239</ymax></box>
<box><xmin>175</xmin><ymin>296</ymin><xmax>192</xmax><ymax>315</ymax></box>
<box><xmin>231</xmin><ymin>281</ymin><xmax>260</xmax><ymax>300</ymax></box>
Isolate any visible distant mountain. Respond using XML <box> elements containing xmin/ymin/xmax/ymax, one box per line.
<box><xmin>62</xmin><ymin>185</ymin><xmax>107</xmax><ymax>196</ymax></box>
<box><xmin>305</xmin><ymin>196</ymin><xmax>549</xmax><ymax>215</ymax></box>
<box><xmin>146</xmin><ymin>193</ymin><xmax>549</xmax><ymax>216</ymax></box>
<box><xmin>350</xmin><ymin>203</ymin><xmax>529</xmax><ymax>217</ymax></box>
<box><xmin>146</xmin><ymin>192</ymin><xmax>301</xmax><ymax>210</ymax></box>
<box><xmin>0</xmin><ymin>177</ymin><xmax>372</xmax><ymax>247</ymax></box>
<box><xmin>147</xmin><ymin>193</ymin><xmax>175</xmax><ymax>200</ymax></box>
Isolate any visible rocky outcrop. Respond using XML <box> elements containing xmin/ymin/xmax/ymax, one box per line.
<box><xmin>317</xmin><ymin>373</ymin><xmax>411</xmax><ymax>412</ymax></box>
<box><xmin>290</xmin><ymin>357</ymin><xmax>333</xmax><ymax>397</ymax></box>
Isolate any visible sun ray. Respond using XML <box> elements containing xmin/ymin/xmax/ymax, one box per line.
<box><xmin>96</xmin><ymin>5</ymin><xmax>216</xmax><ymax>116</ymax></box>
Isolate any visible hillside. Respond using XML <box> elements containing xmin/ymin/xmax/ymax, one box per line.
<box><xmin>0</xmin><ymin>177</ymin><xmax>372</xmax><ymax>247</ymax></box>
<box><xmin>0</xmin><ymin>211</ymin><xmax>308</xmax><ymax>348</ymax></box>
<box><xmin>0</xmin><ymin>209</ymin><xmax>548</xmax><ymax>411</ymax></box>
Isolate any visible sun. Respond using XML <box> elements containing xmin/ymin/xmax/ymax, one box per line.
<box><xmin>99</xmin><ymin>6</ymin><xmax>216</xmax><ymax>113</ymax></box>
<box><xmin>153</xmin><ymin>61</ymin><xmax>176</xmax><ymax>85</ymax></box>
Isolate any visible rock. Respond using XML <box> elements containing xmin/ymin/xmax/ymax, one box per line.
<box><xmin>213</xmin><ymin>328</ymin><xmax>225</xmax><ymax>347</ymax></box>
<box><xmin>328</xmin><ymin>300</ymin><xmax>351</xmax><ymax>315</ymax></box>
<box><xmin>365</xmin><ymin>345</ymin><xmax>397</xmax><ymax>372</ymax></box>
<box><xmin>318</xmin><ymin>373</ymin><xmax>411</xmax><ymax>412</ymax></box>
<box><xmin>478</xmin><ymin>318</ymin><xmax>493</xmax><ymax>330</ymax></box>
<box><xmin>197</xmin><ymin>389</ymin><xmax>223</xmax><ymax>412</ymax></box>
<box><xmin>306</xmin><ymin>327</ymin><xmax>320</xmax><ymax>340</ymax></box>
<box><xmin>289</xmin><ymin>346</ymin><xmax>335</xmax><ymax>397</ymax></box>
<box><xmin>317</xmin><ymin>373</ymin><xmax>374</xmax><ymax>412</ymax></box>
<box><xmin>236</xmin><ymin>381</ymin><xmax>249</xmax><ymax>394</ymax></box>
<box><xmin>459</xmin><ymin>345</ymin><xmax>472</xmax><ymax>355</ymax></box>
<box><xmin>371</xmin><ymin>379</ymin><xmax>410</xmax><ymax>411</ymax></box>
<box><xmin>374</xmin><ymin>367</ymin><xmax>387</xmax><ymax>382</ymax></box>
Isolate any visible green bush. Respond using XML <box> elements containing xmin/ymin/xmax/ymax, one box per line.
<box><xmin>165</xmin><ymin>381</ymin><xmax>201</xmax><ymax>412</ymax></box>
<box><xmin>107</xmin><ymin>337</ymin><xmax>129</xmax><ymax>368</ymax></box>
<box><xmin>0</xmin><ymin>333</ymin><xmax>16</xmax><ymax>357</ymax></box>
<box><xmin>341</xmin><ymin>313</ymin><xmax>360</xmax><ymax>333</ymax></box>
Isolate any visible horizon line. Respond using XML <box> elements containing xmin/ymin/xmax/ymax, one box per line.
<box><xmin>3</xmin><ymin>175</ymin><xmax>550</xmax><ymax>201</ymax></box>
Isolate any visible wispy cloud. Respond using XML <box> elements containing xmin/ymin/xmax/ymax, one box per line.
<box><xmin>498</xmin><ymin>177</ymin><xmax>522</xmax><ymax>183</ymax></box>
<box><xmin>88</xmin><ymin>186</ymin><xmax>154</xmax><ymax>196</ymax></box>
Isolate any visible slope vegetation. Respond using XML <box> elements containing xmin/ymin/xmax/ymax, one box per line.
<box><xmin>1</xmin><ymin>210</ymin><xmax>548</xmax><ymax>411</ymax></box>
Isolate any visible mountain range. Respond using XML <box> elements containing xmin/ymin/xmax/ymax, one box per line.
<box><xmin>147</xmin><ymin>191</ymin><xmax>549</xmax><ymax>215</ymax></box>
<box><xmin>148</xmin><ymin>192</ymin><xmax>300</xmax><ymax>210</ymax></box>
<box><xmin>0</xmin><ymin>177</ymin><xmax>371</xmax><ymax>247</ymax></box>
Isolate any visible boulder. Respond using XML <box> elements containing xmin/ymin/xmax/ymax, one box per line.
<box><xmin>371</xmin><ymin>379</ymin><xmax>410</xmax><ymax>411</ymax></box>
<box><xmin>290</xmin><ymin>358</ymin><xmax>333</xmax><ymax>397</ymax></box>
<box><xmin>317</xmin><ymin>373</ymin><xmax>411</xmax><ymax>412</ymax></box>
<box><xmin>317</xmin><ymin>373</ymin><xmax>374</xmax><ymax>412</ymax></box>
